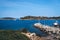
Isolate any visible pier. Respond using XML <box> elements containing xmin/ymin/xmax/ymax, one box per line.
<box><xmin>34</xmin><ymin>23</ymin><xmax>60</xmax><ymax>34</ymax></box>
<box><xmin>34</xmin><ymin>23</ymin><xmax>60</xmax><ymax>40</ymax></box>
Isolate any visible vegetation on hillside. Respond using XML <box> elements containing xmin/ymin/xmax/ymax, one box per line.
<box><xmin>20</xmin><ymin>16</ymin><xmax>60</xmax><ymax>20</ymax></box>
<box><xmin>0</xmin><ymin>30</ymin><xmax>30</xmax><ymax>40</ymax></box>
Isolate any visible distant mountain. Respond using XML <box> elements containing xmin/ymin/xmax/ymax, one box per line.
<box><xmin>20</xmin><ymin>16</ymin><xmax>60</xmax><ymax>20</ymax></box>
<box><xmin>0</xmin><ymin>17</ymin><xmax>16</xmax><ymax>20</ymax></box>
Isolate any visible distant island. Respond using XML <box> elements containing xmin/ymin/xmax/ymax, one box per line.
<box><xmin>20</xmin><ymin>16</ymin><xmax>60</xmax><ymax>20</ymax></box>
<box><xmin>0</xmin><ymin>17</ymin><xmax>16</xmax><ymax>20</ymax></box>
<box><xmin>0</xmin><ymin>16</ymin><xmax>60</xmax><ymax>20</ymax></box>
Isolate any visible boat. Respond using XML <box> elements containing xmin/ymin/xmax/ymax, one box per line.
<box><xmin>53</xmin><ymin>21</ymin><xmax>59</xmax><ymax>27</ymax></box>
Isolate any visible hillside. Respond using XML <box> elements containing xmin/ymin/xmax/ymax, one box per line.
<box><xmin>0</xmin><ymin>30</ymin><xmax>30</xmax><ymax>40</ymax></box>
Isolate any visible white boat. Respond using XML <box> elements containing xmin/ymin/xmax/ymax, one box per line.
<box><xmin>53</xmin><ymin>21</ymin><xmax>59</xmax><ymax>27</ymax></box>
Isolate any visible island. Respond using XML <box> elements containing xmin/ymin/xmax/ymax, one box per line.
<box><xmin>0</xmin><ymin>16</ymin><xmax>60</xmax><ymax>20</ymax></box>
<box><xmin>20</xmin><ymin>16</ymin><xmax>60</xmax><ymax>20</ymax></box>
<box><xmin>0</xmin><ymin>17</ymin><xmax>16</xmax><ymax>20</ymax></box>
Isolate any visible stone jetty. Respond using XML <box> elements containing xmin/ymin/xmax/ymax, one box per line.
<box><xmin>34</xmin><ymin>23</ymin><xmax>60</xmax><ymax>40</ymax></box>
<box><xmin>34</xmin><ymin>23</ymin><xmax>60</xmax><ymax>34</ymax></box>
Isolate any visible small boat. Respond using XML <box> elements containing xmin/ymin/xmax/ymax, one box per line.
<box><xmin>53</xmin><ymin>21</ymin><xmax>59</xmax><ymax>27</ymax></box>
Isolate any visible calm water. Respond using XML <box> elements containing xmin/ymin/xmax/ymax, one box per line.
<box><xmin>0</xmin><ymin>20</ymin><xmax>60</xmax><ymax>36</ymax></box>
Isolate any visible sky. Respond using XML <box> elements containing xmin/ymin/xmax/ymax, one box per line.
<box><xmin>0</xmin><ymin>0</ymin><xmax>60</xmax><ymax>18</ymax></box>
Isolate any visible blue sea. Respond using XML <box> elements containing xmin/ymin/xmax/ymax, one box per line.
<box><xmin>0</xmin><ymin>19</ymin><xmax>60</xmax><ymax>36</ymax></box>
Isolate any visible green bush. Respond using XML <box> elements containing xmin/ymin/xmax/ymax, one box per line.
<box><xmin>0</xmin><ymin>30</ymin><xmax>30</xmax><ymax>40</ymax></box>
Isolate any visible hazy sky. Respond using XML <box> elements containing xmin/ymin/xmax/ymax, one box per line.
<box><xmin>0</xmin><ymin>0</ymin><xmax>60</xmax><ymax>18</ymax></box>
